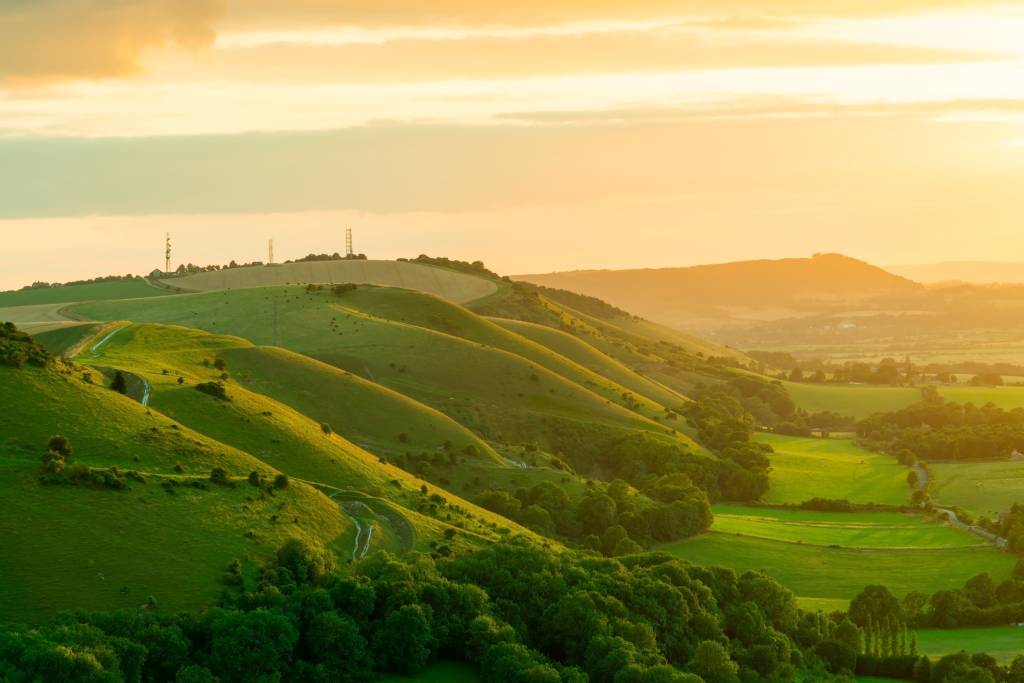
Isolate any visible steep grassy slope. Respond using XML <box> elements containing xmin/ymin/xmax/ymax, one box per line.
<box><xmin>0</xmin><ymin>279</ymin><xmax>171</xmax><ymax>307</ymax></box>
<box><xmin>0</xmin><ymin>362</ymin><xmax>351</xmax><ymax>623</ymax></box>
<box><xmin>492</xmin><ymin>317</ymin><xmax>685</xmax><ymax>408</ymax></box>
<box><xmin>331</xmin><ymin>286</ymin><xmax>680</xmax><ymax>421</ymax></box>
<box><xmin>756</xmin><ymin>433</ymin><xmax>911</xmax><ymax>506</ymax></box>
<box><xmin>161</xmin><ymin>259</ymin><xmax>497</xmax><ymax>304</ymax></box>
<box><xmin>72</xmin><ymin>287</ymin><xmax>708</xmax><ymax>469</ymax></box>
<box><xmin>82</xmin><ymin>324</ymin><xmax>537</xmax><ymax>547</ymax></box>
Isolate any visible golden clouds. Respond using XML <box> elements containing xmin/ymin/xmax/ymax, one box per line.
<box><xmin>0</xmin><ymin>0</ymin><xmax>224</xmax><ymax>84</ymax></box>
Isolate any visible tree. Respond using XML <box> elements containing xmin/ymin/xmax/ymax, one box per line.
<box><xmin>849</xmin><ymin>585</ymin><xmax>901</xmax><ymax>628</ymax></box>
<box><xmin>273</xmin><ymin>473</ymin><xmax>289</xmax><ymax>489</ymax></box>
<box><xmin>209</xmin><ymin>467</ymin><xmax>231</xmax><ymax>486</ymax></box>
<box><xmin>305</xmin><ymin>611</ymin><xmax>372</xmax><ymax>681</ymax></box>
<box><xmin>111</xmin><ymin>371</ymin><xmax>128</xmax><ymax>394</ymax></box>
<box><xmin>276</xmin><ymin>538</ymin><xmax>336</xmax><ymax>585</ymax></box>
<box><xmin>375</xmin><ymin>605</ymin><xmax>434</xmax><ymax>675</ymax></box>
<box><xmin>832</xmin><ymin>618</ymin><xmax>862</xmax><ymax>654</ymax></box>
<box><xmin>688</xmin><ymin>641</ymin><xmax>739</xmax><ymax>683</ymax></box>
<box><xmin>47</xmin><ymin>435</ymin><xmax>73</xmax><ymax>457</ymax></box>
<box><xmin>207</xmin><ymin>608</ymin><xmax>299</xmax><ymax>682</ymax></box>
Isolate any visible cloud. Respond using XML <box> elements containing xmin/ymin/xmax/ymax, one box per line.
<box><xmin>225</xmin><ymin>0</ymin><xmax>1006</xmax><ymax>28</ymax></box>
<box><xmin>0</xmin><ymin>0</ymin><xmax>225</xmax><ymax>84</ymax></box>
<box><xmin>193</xmin><ymin>30</ymin><xmax>998</xmax><ymax>85</ymax></box>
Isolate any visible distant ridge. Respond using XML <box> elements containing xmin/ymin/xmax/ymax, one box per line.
<box><xmin>515</xmin><ymin>253</ymin><xmax>920</xmax><ymax>330</ymax></box>
<box><xmin>887</xmin><ymin>261</ymin><xmax>1024</xmax><ymax>285</ymax></box>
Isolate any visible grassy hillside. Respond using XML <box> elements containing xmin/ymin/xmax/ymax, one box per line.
<box><xmin>756</xmin><ymin>433</ymin><xmax>911</xmax><ymax>506</ymax></box>
<box><xmin>915</xmin><ymin>627</ymin><xmax>1024</xmax><ymax>663</ymax></box>
<box><xmin>493</xmin><ymin>317</ymin><xmax>686</xmax><ymax>408</ymax></box>
<box><xmin>81</xmin><ymin>323</ymin><xmax>537</xmax><ymax>547</ymax></box>
<box><xmin>0</xmin><ymin>362</ymin><xmax>352</xmax><ymax>623</ymax></box>
<box><xmin>72</xmin><ymin>286</ymin><xmax>708</xmax><ymax>468</ymax></box>
<box><xmin>161</xmin><ymin>260</ymin><xmax>497</xmax><ymax>304</ymax></box>
<box><xmin>0</xmin><ymin>279</ymin><xmax>170</xmax><ymax>307</ymax></box>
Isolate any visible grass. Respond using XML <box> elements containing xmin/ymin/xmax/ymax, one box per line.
<box><xmin>915</xmin><ymin>626</ymin><xmax>1024</xmax><ymax>663</ymax></box>
<box><xmin>937</xmin><ymin>385</ymin><xmax>1024</xmax><ymax>411</ymax></box>
<box><xmin>712</xmin><ymin>505</ymin><xmax>981</xmax><ymax>549</ymax></box>
<box><xmin>756</xmin><ymin>433</ymin><xmax>911</xmax><ymax>506</ymax></box>
<box><xmin>662</xmin><ymin>531</ymin><xmax>1016</xmax><ymax>607</ymax></box>
<box><xmin>33</xmin><ymin>323</ymin><xmax>100</xmax><ymax>355</ymax></box>
<box><xmin>83</xmin><ymin>323</ymin><xmax>539</xmax><ymax>550</ymax></box>
<box><xmin>930</xmin><ymin>460</ymin><xmax>1024</xmax><ymax>518</ymax></box>
<box><xmin>72</xmin><ymin>286</ymin><xmax>706</xmax><ymax>461</ymax></box>
<box><xmin>376</xmin><ymin>662</ymin><xmax>480</xmax><ymax>682</ymax></box>
<box><xmin>0</xmin><ymin>279</ymin><xmax>171</xmax><ymax>307</ymax></box>
<box><xmin>782</xmin><ymin>381</ymin><xmax>921</xmax><ymax>418</ymax></box>
<box><xmin>162</xmin><ymin>259</ymin><xmax>497</xmax><ymax>304</ymax></box>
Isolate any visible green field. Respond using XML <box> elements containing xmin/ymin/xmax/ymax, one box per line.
<box><xmin>663</xmin><ymin>531</ymin><xmax>1016</xmax><ymax>608</ymax></box>
<box><xmin>931</xmin><ymin>459</ymin><xmax>1024</xmax><ymax>518</ymax></box>
<box><xmin>0</xmin><ymin>279</ymin><xmax>170</xmax><ymax>307</ymax></box>
<box><xmin>756</xmin><ymin>433</ymin><xmax>911</xmax><ymax>506</ymax></box>
<box><xmin>713</xmin><ymin>505</ymin><xmax>981</xmax><ymax>549</ymax></box>
<box><xmin>782</xmin><ymin>381</ymin><xmax>921</xmax><ymax>418</ymax></box>
<box><xmin>938</xmin><ymin>385</ymin><xmax>1024</xmax><ymax>410</ymax></box>
<box><xmin>915</xmin><ymin>626</ymin><xmax>1024</xmax><ymax>663</ymax></box>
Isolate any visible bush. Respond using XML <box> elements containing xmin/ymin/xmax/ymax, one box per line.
<box><xmin>209</xmin><ymin>468</ymin><xmax>231</xmax><ymax>486</ymax></box>
<box><xmin>195</xmin><ymin>381</ymin><xmax>229</xmax><ymax>401</ymax></box>
<box><xmin>111</xmin><ymin>371</ymin><xmax>128</xmax><ymax>394</ymax></box>
<box><xmin>273</xmin><ymin>474</ymin><xmax>289</xmax><ymax>489</ymax></box>
<box><xmin>321</xmin><ymin>422</ymin><xmax>332</xmax><ymax>435</ymax></box>
<box><xmin>47</xmin><ymin>435</ymin><xmax>73</xmax><ymax>457</ymax></box>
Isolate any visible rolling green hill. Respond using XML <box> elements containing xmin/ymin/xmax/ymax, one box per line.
<box><xmin>71</xmin><ymin>286</ymin><xmax>709</xmax><ymax>472</ymax></box>
<box><xmin>0</xmin><ymin>279</ymin><xmax>171</xmax><ymax>307</ymax></box>
<box><xmin>0</xmin><ymin>360</ymin><xmax>352</xmax><ymax>623</ymax></box>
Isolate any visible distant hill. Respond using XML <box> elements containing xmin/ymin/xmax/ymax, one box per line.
<box><xmin>887</xmin><ymin>261</ymin><xmax>1024</xmax><ymax>285</ymax></box>
<box><xmin>516</xmin><ymin>253</ymin><xmax>920</xmax><ymax>331</ymax></box>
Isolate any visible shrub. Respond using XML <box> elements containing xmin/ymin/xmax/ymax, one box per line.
<box><xmin>47</xmin><ymin>435</ymin><xmax>73</xmax><ymax>457</ymax></box>
<box><xmin>320</xmin><ymin>422</ymin><xmax>332</xmax><ymax>435</ymax></box>
<box><xmin>209</xmin><ymin>467</ymin><xmax>231</xmax><ymax>486</ymax></box>
<box><xmin>273</xmin><ymin>474</ymin><xmax>289</xmax><ymax>489</ymax></box>
<box><xmin>195</xmin><ymin>381</ymin><xmax>229</xmax><ymax>401</ymax></box>
<box><xmin>111</xmin><ymin>371</ymin><xmax>128</xmax><ymax>394</ymax></box>
<box><xmin>248</xmin><ymin>471</ymin><xmax>262</xmax><ymax>487</ymax></box>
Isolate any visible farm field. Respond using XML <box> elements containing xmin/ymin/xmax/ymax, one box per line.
<box><xmin>938</xmin><ymin>385</ymin><xmax>1024</xmax><ymax>410</ymax></box>
<box><xmin>782</xmin><ymin>381</ymin><xmax>921</xmax><ymax>418</ymax></box>
<box><xmin>915</xmin><ymin>626</ymin><xmax>1024</xmax><ymax>663</ymax></box>
<box><xmin>662</xmin><ymin>521</ymin><xmax>1014</xmax><ymax>608</ymax></box>
<box><xmin>756</xmin><ymin>433</ymin><xmax>911</xmax><ymax>506</ymax></box>
<box><xmin>930</xmin><ymin>460</ymin><xmax>1024</xmax><ymax>518</ymax></box>
<box><xmin>0</xmin><ymin>278</ymin><xmax>170</xmax><ymax>307</ymax></box>
<box><xmin>712</xmin><ymin>505</ymin><xmax>981</xmax><ymax>549</ymax></box>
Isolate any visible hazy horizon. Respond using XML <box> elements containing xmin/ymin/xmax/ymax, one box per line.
<box><xmin>3</xmin><ymin>0</ymin><xmax>1024</xmax><ymax>289</ymax></box>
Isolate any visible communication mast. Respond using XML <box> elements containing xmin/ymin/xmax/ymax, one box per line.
<box><xmin>345</xmin><ymin>227</ymin><xmax>354</xmax><ymax>258</ymax></box>
<box><xmin>268</xmin><ymin>239</ymin><xmax>275</xmax><ymax>265</ymax></box>
<box><xmin>164</xmin><ymin>233</ymin><xmax>172</xmax><ymax>273</ymax></box>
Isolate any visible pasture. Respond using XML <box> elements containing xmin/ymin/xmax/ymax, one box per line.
<box><xmin>0</xmin><ymin>278</ymin><xmax>170</xmax><ymax>307</ymax></box>
<box><xmin>782</xmin><ymin>381</ymin><xmax>921</xmax><ymax>418</ymax></box>
<box><xmin>712</xmin><ymin>505</ymin><xmax>981</xmax><ymax>549</ymax></box>
<box><xmin>937</xmin><ymin>385</ymin><xmax>1024</xmax><ymax>411</ymax></box>
<box><xmin>663</xmin><ymin>532</ymin><xmax>1015</xmax><ymax>608</ymax></box>
<box><xmin>162</xmin><ymin>260</ymin><xmax>498</xmax><ymax>304</ymax></box>
<box><xmin>930</xmin><ymin>459</ymin><xmax>1024</xmax><ymax>518</ymax></box>
<box><xmin>756</xmin><ymin>433</ymin><xmax>911</xmax><ymax>506</ymax></box>
<box><xmin>915</xmin><ymin>626</ymin><xmax>1024</xmax><ymax>663</ymax></box>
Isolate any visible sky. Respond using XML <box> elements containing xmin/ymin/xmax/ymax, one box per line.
<box><xmin>1</xmin><ymin>0</ymin><xmax>1023</xmax><ymax>289</ymax></box>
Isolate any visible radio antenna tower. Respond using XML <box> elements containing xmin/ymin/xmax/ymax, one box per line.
<box><xmin>345</xmin><ymin>227</ymin><xmax>354</xmax><ymax>258</ymax></box>
<box><xmin>268</xmin><ymin>239</ymin><xmax>274</xmax><ymax>265</ymax></box>
<box><xmin>164</xmin><ymin>233</ymin><xmax>172</xmax><ymax>273</ymax></box>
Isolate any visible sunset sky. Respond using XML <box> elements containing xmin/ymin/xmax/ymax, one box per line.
<box><xmin>1</xmin><ymin>0</ymin><xmax>1023</xmax><ymax>289</ymax></box>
